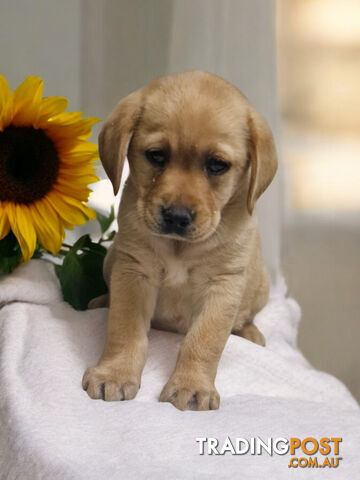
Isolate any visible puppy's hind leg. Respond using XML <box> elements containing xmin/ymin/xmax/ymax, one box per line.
<box><xmin>232</xmin><ymin>322</ymin><xmax>266</xmax><ymax>347</ymax></box>
<box><xmin>88</xmin><ymin>293</ymin><xmax>110</xmax><ymax>309</ymax></box>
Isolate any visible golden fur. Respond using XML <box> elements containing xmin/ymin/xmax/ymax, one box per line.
<box><xmin>82</xmin><ymin>71</ymin><xmax>277</xmax><ymax>410</ymax></box>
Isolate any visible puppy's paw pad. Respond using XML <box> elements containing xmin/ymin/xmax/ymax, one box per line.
<box><xmin>82</xmin><ymin>366</ymin><xmax>139</xmax><ymax>401</ymax></box>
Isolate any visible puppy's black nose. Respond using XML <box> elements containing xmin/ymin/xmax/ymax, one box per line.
<box><xmin>161</xmin><ymin>205</ymin><xmax>194</xmax><ymax>235</ymax></box>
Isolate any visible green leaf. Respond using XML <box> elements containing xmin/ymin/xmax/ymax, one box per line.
<box><xmin>105</xmin><ymin>230</ymin><xmax>116</xmax><ymax>242</ymax></box>
<box><xmin>96</xmin><ymin>206</ymin><xmax>115</xmax><ymax>234</ymax></box>
<box><xmin>0</xmin><ymin>232</ymin><xmax>23</xmax><ymax>274</ymax></box>
<box><xmin>55</xmin><ymin>236</ymin><xmax>108</xmax><ymax>310</ymax></box>
<box><xmin>70</xmin><ymin>233</ymin><xmax>92</xmax><ymax>252</ymax></box>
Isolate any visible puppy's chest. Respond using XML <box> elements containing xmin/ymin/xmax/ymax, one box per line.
<box><xmin>153</xmin><ymin>255</ymin><xmax>202</xmax><ymax>333</ymax></box>
<box><xmin>161</xmin><ymin>255</ymin><xmax>189</xmax><ymax>287</ymax></box>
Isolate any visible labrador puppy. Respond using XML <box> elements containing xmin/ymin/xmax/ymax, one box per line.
<box><xmin>82</xmin><ymin>70</ymin><xmax>277</xmax><ymax>411</ymax></box>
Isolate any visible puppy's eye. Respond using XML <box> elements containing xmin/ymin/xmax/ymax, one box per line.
<box><xmin>145</xmin><ymin>149</ymin><xmax>166</xmax><ymax>167</ymax></box>
<box><xmin>205</xmin><ymin>157</ymin><xmax>230</xmax><ymax>176</ymax></box>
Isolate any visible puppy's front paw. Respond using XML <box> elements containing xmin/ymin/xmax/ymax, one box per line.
<box><xmin>82</xmin><ymin>365</ymin><xmax>140</xmax><ymax>401</ymax></box>
<box><xmin>160</xmin><ymin>375</ymin><xmax>220</xmax><ymax>411</ymax></box>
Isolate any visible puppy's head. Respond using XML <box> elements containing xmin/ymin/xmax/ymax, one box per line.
<box><xmin>99</xmin><ymin>71</ymin><xmax>277</xmax><ymax>242</ymax></box>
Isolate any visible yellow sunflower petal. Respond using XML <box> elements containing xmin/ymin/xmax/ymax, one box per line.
<box><xmin>47</xmin><ymin>111</ymin><xmax>83</xmax><ymax>125</ymax></box>
<box><xmin>0</xmin><ymin>206</ymin><xmax>10</xmax><ymax>240</ymax></box>
<box><xmin>54</xmin><ymin>184</ymin><xmax>92</xmax><ymax>202</ymax></box>
<box><xmin>58</xmin><ymin>167</ymin><xmax>99</xmax><ymax>182</ymax></box>
<box><xmin>60</xmin><ymin>154</ymin><xmax>99</xmax><ymax>167</ymax></box>
<box><xmin>57</xmin><ymin>172</ymin><xmax>99</xmax><ymax>188</ymax></box>
<box><xmin>60</xmin><ymin>145</ymin><xmax>98</xmax><ymax>156</ymax></box>
<box><xmin>35</xmin><ymin>197</ymin><xmax>62</xmax><ymax>232</ymax></box>
<box><xmin>46</xmin><ymin>118</ymin><xmax>100</xmax><ymax>144</ymax></box>
<box><xmin>48</xmin><ymin>111</ymin><xmax>99</xmax><ymax>127</ymax></box>
<box><xmin>58</xmin><ymin>141</ymin><xmax>99</xmax><ymax>160</ymax></box>
<box><xmin>58</xmin><ymin>165</ymin><xmax>98</xmax><ymax>178</ymax></box>
<box><xmin>60</xmin><ymin>194</ymin><xmax>97</xmax><ymax>220</ymax></box>
<box><xmin>78</xmin><ymin>130</ymin><xmax>97</xmax><ymax>141</ymax></box>
<box><xmin>49</xmin><ymin>137</ymin><xmax>97</xmax><ymax>157</ymax></box>
<box><xmin>0</xmin><ymin>74</ymin><xmax>13</xmax><ymax>131</ymax></box>
<box><xmin>68</xmin><ymin>142</ymin><xmax>98</xmax><ymax>154</ymax></box>
<box><xmin>40</xmin><ymin>196</ymin><xmax>75</xmax><ymax>231</ymax></box>
<box><xmin>6</xmin><ymin>204</ymin><xmax>37</xmax><ymax>261</ymax></box>
<box><xmin>29</xmin><ymin>202</ymin><xmax>64</xmax><ymax>253</ymax></box>
<box><xmin>12</xmin><ymin>75</ymin><xmax>44</xmax><ymax>127</ymax></box>
<box><xmin>46</xmin><ymin>191</ymin><xmax>95</xmax><ymax>226</ymax></box>
<box><xmin>56</xmin><ymin>178</ymin><xmax>95</xmax><ymax>192</ymax></box>
<box><xmin>36</xmin><ymin>96</ymin><xmax>69</xmax><ymax>127</ymax></box>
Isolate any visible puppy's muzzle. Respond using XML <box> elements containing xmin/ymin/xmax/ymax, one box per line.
<box><xmin>160</xmin><ymin>205</ymin><xmax>195</xmax><ymax>237</ymax></box>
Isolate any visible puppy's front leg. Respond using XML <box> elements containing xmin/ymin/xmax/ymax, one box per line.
<box><xmin>83</xmin><ymin>263</ymin><xmax>157</xmax><ymax>401</ymax></box>
<box><xmin>160</xmin><ymin>279</ymin><xmax>241</xmax><ymax>411</ymax></box>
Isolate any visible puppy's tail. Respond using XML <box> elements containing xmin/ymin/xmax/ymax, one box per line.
<box><xmin>88</xmin><ymin>293</ymin><xmax>109</xmax><ymax>309</ymax></box>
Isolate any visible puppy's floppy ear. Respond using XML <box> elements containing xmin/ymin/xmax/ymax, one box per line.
<box><xmin>98</xmin><ymin>89</ymin><xmax>143</xmax><ymax>195</ymax></box>
<box><xmin>246</xmin><ymin>107</ymin><xmax>278</xmax><ymax>214</ymax></box>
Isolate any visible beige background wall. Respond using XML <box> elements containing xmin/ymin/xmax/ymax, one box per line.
<box><xmin>0</xmin><ymin>0</ymin><xmax>82</xmax><ymax>109</ymax></box>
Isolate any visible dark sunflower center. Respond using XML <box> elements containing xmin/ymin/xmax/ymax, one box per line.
<box><xmin>0</xmin><ymin>126</ymin><xmax>59</xmax><ymax>204</ymax></box>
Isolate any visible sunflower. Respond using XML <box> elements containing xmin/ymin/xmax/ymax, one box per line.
<box><xmin>0</xmin><ymin>74</ymin><xmax>100</xmax><ymax>261</ymax></box>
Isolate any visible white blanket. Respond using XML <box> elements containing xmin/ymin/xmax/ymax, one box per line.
<box><xmin>0</xmin><ymin>260</ymin><xmax>358</xmax><ymax>479</ymax></box>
